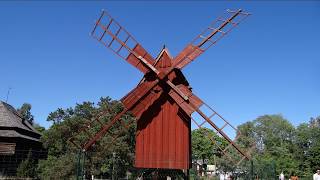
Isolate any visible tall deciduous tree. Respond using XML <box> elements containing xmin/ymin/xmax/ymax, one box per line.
<box><xmin>239</xmin><ymin>115</ymin><xmax>299</xmax><ymax>174</ymax></box>
<box><xmin>295</xmin><ymin>120</ymin><xmax>320</xmax><ymax>176</ymax></box>
<box><xmin>237</xmin><ymin>114</ymin><xmax>319</xmax><ymax>177</ymax></box>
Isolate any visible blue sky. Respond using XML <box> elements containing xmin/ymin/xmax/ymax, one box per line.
<box><xmin>0</xmin><ymin>1</ymin><xmax>319</xmax><ymax>129</ymax></box>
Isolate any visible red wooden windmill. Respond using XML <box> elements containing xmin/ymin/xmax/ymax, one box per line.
<box><xmin>70</xmin><ymin>9</ymin><xmax>252</xmax><ymax>171</ymax></box>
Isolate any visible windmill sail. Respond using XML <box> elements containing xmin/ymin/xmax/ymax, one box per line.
<box><xmin>167</xmin><ymin>85</ymin><xmax>253</xmax><ymax>164</ymax></box>
<box><xmin>174</xmin><ymin>9</ymin><xmax>250</xmax><ymax>69</ymax></box>
<box><xmin>91</xmin><ymin>10</ymin><xmax>155</xmax><ymax>74</ymax></box>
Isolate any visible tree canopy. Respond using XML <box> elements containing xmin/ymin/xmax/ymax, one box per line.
<box><xmin>191</xmin><ymin>128</ymin><xmax>227</xmax><ymax>163</ymax></box>
<box><xmin>17</xmin><ymin>103</ymin><xmax>34</xmax><ymax>125</ymax></box>
<box><xmin>37</xmin><ymin>97</ymin><xmax>136</xmax><ymax>179</ymax></box>
<box><xmin>238</xmin><ymin>114</ymin><xmax>320</xmax><ymax>177</ymax></box>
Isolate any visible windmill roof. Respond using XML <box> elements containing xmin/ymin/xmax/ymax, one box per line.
<box><xmin>155</xmin><ymin>46</ymin><xmax>173</xmax><ymax>61</ymax></box>
<box><xmin>0</xmin><ymin>101</ymin><xmax>40</xmax><ymax>141</ymax></box>
<box><xmin>137</xmin><ymin>46</ymin><xmax>190</xmax><ymax>86</ymax></box>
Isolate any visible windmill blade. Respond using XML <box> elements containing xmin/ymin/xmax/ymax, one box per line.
<box><xmin>168</xmin><ymin>84</ymin><xmax>203</xmax><ymax>115</ymax></box>
<box><xmin>173</xmin><ymin>9</ymin><xmax>250</xmax><ymax>69</ymax></box>
<box><xmin>189</xmin><ymin>101</ymin><xmax>252</xmax><ymax>164</ymax></box>
<box><xmin>91</xmin><ymin>10</ymin><xmax>156</xmax><ymax>74</ymax></box>
<box><xmin>168</xmin><ymin>86</ymin><xmax>251</xmax><ymax>163</ymax></box>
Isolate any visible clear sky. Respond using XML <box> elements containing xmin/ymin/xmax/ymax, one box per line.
<box><xmin>0</xmin><ymin>1</ymin><xmax>319</xmax><ymax>129</ymax></box>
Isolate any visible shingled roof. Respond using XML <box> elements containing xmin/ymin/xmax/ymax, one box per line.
<box><xmin>0</xmin><ymin>101</ymin><xmax>40</xmax><ymax>141</ymax></box>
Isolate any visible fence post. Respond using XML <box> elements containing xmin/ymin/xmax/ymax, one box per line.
<box><xmin>272</xmin><ymin>160</ymin><xmax>276</xmax><ymax>180</ymax></box>
<box><xmin>82</xmin><ymin>151</ymin><xmax>86</xmax><ymax>180</ymax></box>
<box><xmin>251</xmin><ymin>160</ymin><xmax>254</xmax><ymax>180</ymax></box>
<box><xmin>76</xmin><ymin>150</ymin><xmax>85</xmax><ymax>180</ymax></box>
<box><xmin>76</xmin><ymin>150</ymin><xmax>81</xmax><ymax>180</ymax></box>
<box><xmin>112</xmin><ymin>152</ymin><xmax>116</xmax><ymax>180</ymax></box>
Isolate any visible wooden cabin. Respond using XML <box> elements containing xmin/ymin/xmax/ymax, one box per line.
<box><xmin>0</xmin><ymin>101</ymin><xmax>45</xmax><ymax>176</ymax></box>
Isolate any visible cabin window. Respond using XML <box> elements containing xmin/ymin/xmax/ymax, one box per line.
<box><xmin>0</xmin><ymin>143</ymin><xmax>16</xmax><ymax>155</ymax></box>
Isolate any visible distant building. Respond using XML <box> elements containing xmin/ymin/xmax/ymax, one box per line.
<box><xmin>192</xmin><ymin>159</ymin><xmax>217</xmax><ymax>177</ymax></box>
<box><xmin>0</xmin><ymin>101</ymin><xmax>45</xmax><ymax>176</ymax></box>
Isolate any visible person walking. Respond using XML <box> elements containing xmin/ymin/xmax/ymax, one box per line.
<box><xmin>219</xmin><ymin>172</ymin><xmax>224</xmax><ymax>180</ymax></box>
<box><xmin>314</xmin><ymin>170</ymin><xmax>320</xmax><ymax>180</ymax></box>
<box><xmin>279</xmin><ymin>172</ymin><xmax>285</xmax><ymax>180</ymax></box>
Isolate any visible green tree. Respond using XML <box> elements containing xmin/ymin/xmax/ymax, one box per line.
<box><xmin>238</xmin><ymin>115</ymin><xmax>299</xmax><ymax>177</ymax></box>
<box><xmin>38</xmin><ymin>97</ymin><xmax>136</xmax><ymax>179</ymax></box>
<box><xmin>295</xmin><ymin>119</ymin><xmax>320</xmax><ymax>177</ymax></box>
<box><xmin>191</xmin><ymin>128</ymin><xmax>229</xmax><ymax>173</ymax></box>
<box><xmin>192</xmin><ymin>128</ymin><xmax>228</xmax><ymax>161</ymax></box>
<box><xmin>17</xmin><ymin>151</ymin><xmax>36</xmax><ymax>178</ymax></box>
<box><xmin>33</xmin><ymin>123</ymin><xmax>46</xmax><ymax>133</ymax></box>
<box><xmin>17</xmin><ymin>103</ymin><xmax>45</xmax><ymax>133</ymax></box>
<box><xmin>17</xmin><ymin>103</ymin><xmax>34</xmax><ymax>125</ymax></box>
<box><xmin>310</xmin><ymin>116</ymin><xmax>320</xmax><ymax>128</ymax></box>
<box><xmin>46</xmin><ymin>107</ymin><xmax>73</xmax><ymax>125</ymax></box>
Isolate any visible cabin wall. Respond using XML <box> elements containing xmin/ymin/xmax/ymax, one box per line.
<box><xmin>0</xmin><ymin>137</ymin><xmax>46</xmax><ymax>176</ymax></box>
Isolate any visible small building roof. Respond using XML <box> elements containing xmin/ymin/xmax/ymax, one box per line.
<box><xmin>0</xmin><ymin>101</ymin><xmax>41</xmax><ymax>141</ymax></box>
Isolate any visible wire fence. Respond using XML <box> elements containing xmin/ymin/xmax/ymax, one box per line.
<box><xmin>0</xmin><ymin>149</ymin><xmax>47</xmax><ymax>178</ymax></box>
<box><xmin>0</xmin><ymin>150</ymin><xmax>314</xmax><ymax>179</ymax></box>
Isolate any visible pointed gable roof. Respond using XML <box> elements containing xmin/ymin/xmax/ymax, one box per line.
<box><xmin>0</xmin><ymin>101</ymin><xmax>40</xmax><ymax>141</ymax></box>
<box><xmin>136</xmin><ymin>46</ymin><xmax>190</xmax><ymax>86</ymax></box>
<box><xmin>154</xmin><ymin>46</ymin><xmax>173</xmax><ymax>69</ymax></box>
